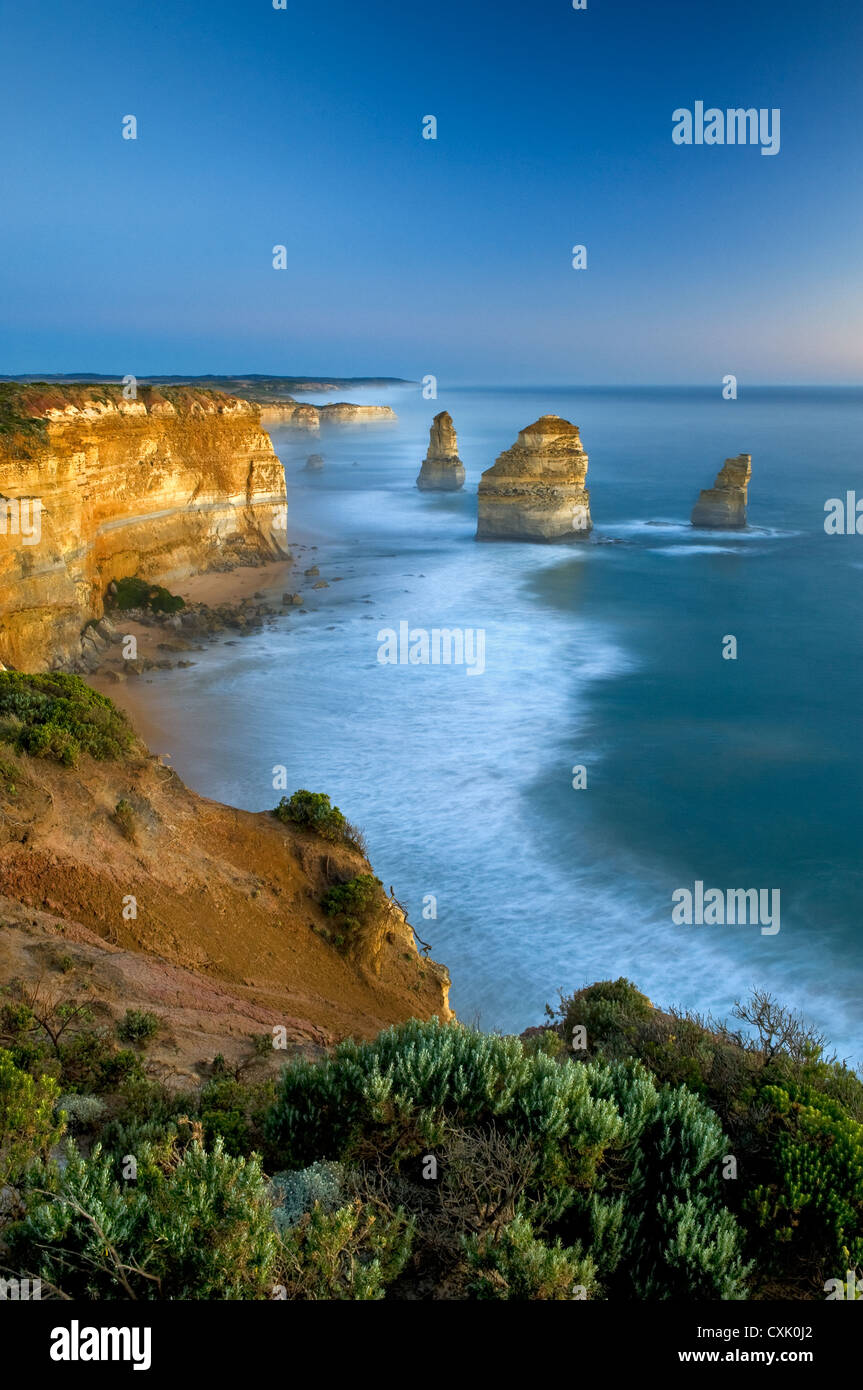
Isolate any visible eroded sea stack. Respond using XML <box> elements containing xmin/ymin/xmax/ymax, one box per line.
<box><xmin>416</xmin><ymin>411</ymin><xmax>465</xmax><ymax>491</ymax></box>
<box><xmin>691</xmin><ymin>454</ymin><xmax>752</xmax><ymax>528</ymax></box>
<box><xmin>476</xmin><ymin>415</ymin><xmax>591</xmax><ymax>541</ymax></box>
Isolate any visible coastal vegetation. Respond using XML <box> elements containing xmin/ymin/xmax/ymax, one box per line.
<box><xmin>320</xmin><ymin>873</ymin><xmax>386</xmax><ymax>950</ymax></box>
<box><xmin>0</xmin><ymin>677</ymin><xmax>855</xmax><ymax>1302</ymax></box>
<box><xmin>106</xmin><ymin>576</ymin><xmax>186</xmax><ymax>616</ymax></box>
<box><xmin>1</xmin><ymin>983</ymin><xmax>858</xmax><ymax>1300</ymax></box>
<box><xmin>273</xmin><ymin>788</ymin><xmax>366</xmax><ymax>853</ymax></box>
<box><xmin>0</xmin><ymin>383</ymin><xmax>48</xmax><ymax>443</ymax></box>
<box><xmin>0</xmin><ymin>671</ymin><xmax>135</xmax><ymax>766</ymax></box>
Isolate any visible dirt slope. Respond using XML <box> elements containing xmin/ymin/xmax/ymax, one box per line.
<box><xmin>0</xmin><ymin>739</ymin><xmax>451</xmax><ymax>1086</ymax></box>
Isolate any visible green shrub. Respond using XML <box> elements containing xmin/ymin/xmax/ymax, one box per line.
<box><xmin>113</xmin><ymin>798</ymin><xmax>138</xmax><ymax>842</ymax></box>
<box><xmin>555</xmin><ymin>981</ymin><xmax>863</xmax><ymax>1295</ymax></box>
<box><xmin>271</xmin><ymin>1160</ymin><xmax>345</xmax><ymax>1232</ymax></box>
<box><xmin>556</xmin><ymin>977</ymin><xmax>654</xmax><ymax>1059</ymax></box>
<box><xmin>116</xmin><ymin>1009</ymin><xmax>159</xmax><ymax>1044</ymax></box>
<box><xmin>0</xmin><ymin>673</ymin><xmax>134</xmax><ymax>766</ymax></box>
<box><xmin>107</xmin><ymin>576</ymin><xmax>185</xmax><ymax>615</ymax></box>
<box><xmin>0</xmin><ymin>755</ymin><xmax>22</xmax><ymax>796</ymax></box>
<box><xmin>611</xmin><ymin>1081</ymin><xmax>752</xmax><ymax>1299</ymax></box>
<box><xmin>321</xmin><ymin>874</ymin><xmax>382</xmax><ymax>921</ymax></box>
<box><xmin>96</xmin><ymin>1077</ymin><xmax>194</xmax><ymax>1158</ymax></box>
<box><xmin>56</xmin><ymin>1094</ymin><xmax>106</xmax><ymax>1133</ymax></box>
<box><xmin>465</xmin><ymin>1214</ymin><xmax>595</xmax><ymax>1300</ymax></box>
<box><xmin>198</xmin><ymin>1075</ymin><xmax>276</xmax><ymax>1159</ymax></box>
<box><xmin>0</xmin><ymin>1001</ymin><xmax>37</xmax><ymax>1045</ymax></box>
<box><xmin>748</xmin><ymin>1082</ymin><xmax>863</xmax><ymax>1275</ymax></box>
<box><xmin>272</xmin><ymin>789</ymin><xmax>366</xmax><ymax>851</ymax></box>
<box><xmin>8</xmin><ymin>1138</ymin><xmax>276</xmax><ymax>1300</ymax></box>
<box><xmin>266</xmin><ymin>1020</ymin><xmax>750</xmax><ymax>1300</ymax></box>
<box><xmin>265</xmin><ymin>1017</ymin><xmax>623</xmax><ymax>1175</ymax></box>
<box><xmin>58</xmin><ymin>1029</ymin><xmax>142</xmax><ymax>1093</ymax></box>
<box><xmin>0</xmin><ymin>1048</ymin><xmax>64</xmax><ymax>1186</ymax></box>
<box><xmin>273</xmin><ymin>789</ymin><xmax>347</xmax><ymax>840</ymax></box>
<box><xmin>275</xmin><ymin>1199</ymin><xmax>413</xmax><ymax>1300</ymax></box>
<box><xmin>320</xmin><ymin>873</ymin><xmax>385</xmax><ymax>946</ymax></box>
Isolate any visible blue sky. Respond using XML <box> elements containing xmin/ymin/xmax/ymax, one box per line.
<box><xmin>2</xmin><ymin>0</ymin><xmax>861</xmax><ymax>383</ymax></box>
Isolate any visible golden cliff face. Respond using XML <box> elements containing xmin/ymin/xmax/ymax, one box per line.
<box><xmin>0</xmin><ymin>386</ymin><xmax>288</xmax><ymax>670</ymax></box>
<box><xmin>258</xmin><ymin>400</ymin><xmax>397</xmax><ymax>429</ymax></box>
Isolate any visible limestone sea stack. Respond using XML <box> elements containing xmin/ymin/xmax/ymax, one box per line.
<box><xmin>476</xmin><ymin>415</ymin><xmax>591</xmax><ymax>541</ymax></box>
<box><xmin>304</xmin><ymin>453</ymin><xmax>324</xmax><ymax>471</ymax></box>
<box><xmin>416</xmin><ymin>411</ymin><xmax>465</xmax><ymax>491</ymax></box>
<box><xmin>691</xmin><ymin>454</ymin><xmax>752</xmax><ymax>528</ymax></box>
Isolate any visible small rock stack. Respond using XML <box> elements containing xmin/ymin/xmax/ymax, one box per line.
<box><xmin>416</xmin><ymin>412</ymin><xmax>466</xmax><ymax>491</ymax></box>
<box><xmin>691</xmin><ymin>455</ymin><xmax>751</xmax><ymax>528</ymax></box>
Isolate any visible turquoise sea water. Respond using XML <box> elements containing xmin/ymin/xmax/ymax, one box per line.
<box><xmin>136</xmin><ymin>386</ymin><xmax>863</xmax><ymax>1062</ymax></box>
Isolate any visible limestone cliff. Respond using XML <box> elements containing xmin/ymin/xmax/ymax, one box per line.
<box><xmin>476</xmin><ymin>415</ymin><xmax>591</xmax><ymax>541</ymax></box>
<box><xmin>416</xmin><ymin>411</ymin><xmax>466</xmax><ymax>491</ymax></box>
<box><xmin>258</xmin><ymin>400</ymin><xmax>397</xmax><ymax>430</ymax></box>
<box><xmin>691</xmin><ymin>454</ymin><xmax>752</xmax><ymax>528</ymax></box>
<box><xmin>0</xmin><ymin>385</ymin><xmax>288</xmax><ymax>671</ymax></box>
<box><xmin>258</xmin><ymin>402</ymin><xmax>322</xmax><ymax>430</ymax></box>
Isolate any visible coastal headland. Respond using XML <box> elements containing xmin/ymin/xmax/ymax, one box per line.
<box><xmin>0</xmin><ymin>382</ymin><xmax>450</xmax><ymax>1073</ymax></box>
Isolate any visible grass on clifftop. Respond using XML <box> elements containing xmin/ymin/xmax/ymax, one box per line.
<box><xmin>0</xmin><ymin>381</ymin><xmax>248</xmax><ymax>426</ymax></box>
<box><xmin>0</xmin><ymin>384</ymin><xmax>49</xmax><ymax>443</ymax></box>
<box><xmin>0</xmin><ymin>672</ymin><xmax>135</xmax><ymax>767</ymax></box>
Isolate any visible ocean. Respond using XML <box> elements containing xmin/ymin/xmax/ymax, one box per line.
<box><xmin>129</xmin><ymin>385</ymin><xmax>863</xmax><ymax>1063</ymax></box>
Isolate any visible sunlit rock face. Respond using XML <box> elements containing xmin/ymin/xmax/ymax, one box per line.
<box><xmin>691</xmin><ymin>454</ymin><xmax>752</xmax><ymax>528</ymax></box>
<box><xmin>0</xmin><ymin>387</ymin><xmax>288</xmax><ymax>670</ymax></box>
<box><xmin>258</xmin><ymin>401</ymin><xmax>396</xmax><ymax>429</ymax></box>
<box><xmin>416</xmin><ymin>411</ymin><xmax>465</xmax><ymax>491</ymax></box>
<box><xmin>476</xmin><ymin>415</ymin><xmax>591</xmax><ymax>540</ymax></box>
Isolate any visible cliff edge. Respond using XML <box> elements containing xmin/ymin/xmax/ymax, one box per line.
<box><xmin>0</xmin><ymin>384</ymin><xmax>288</xmax><ymax>670</ymax></box>
<box><xmin>0</xmin><ymin>675</ymin><xmax>451</xmax><ymax>1078</ymax></box>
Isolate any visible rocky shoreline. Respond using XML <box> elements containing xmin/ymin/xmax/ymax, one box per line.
<box><xmin>75</xmin><ymin>551</ymin><xmax>343</xmax><ymax>685</ymax></box>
